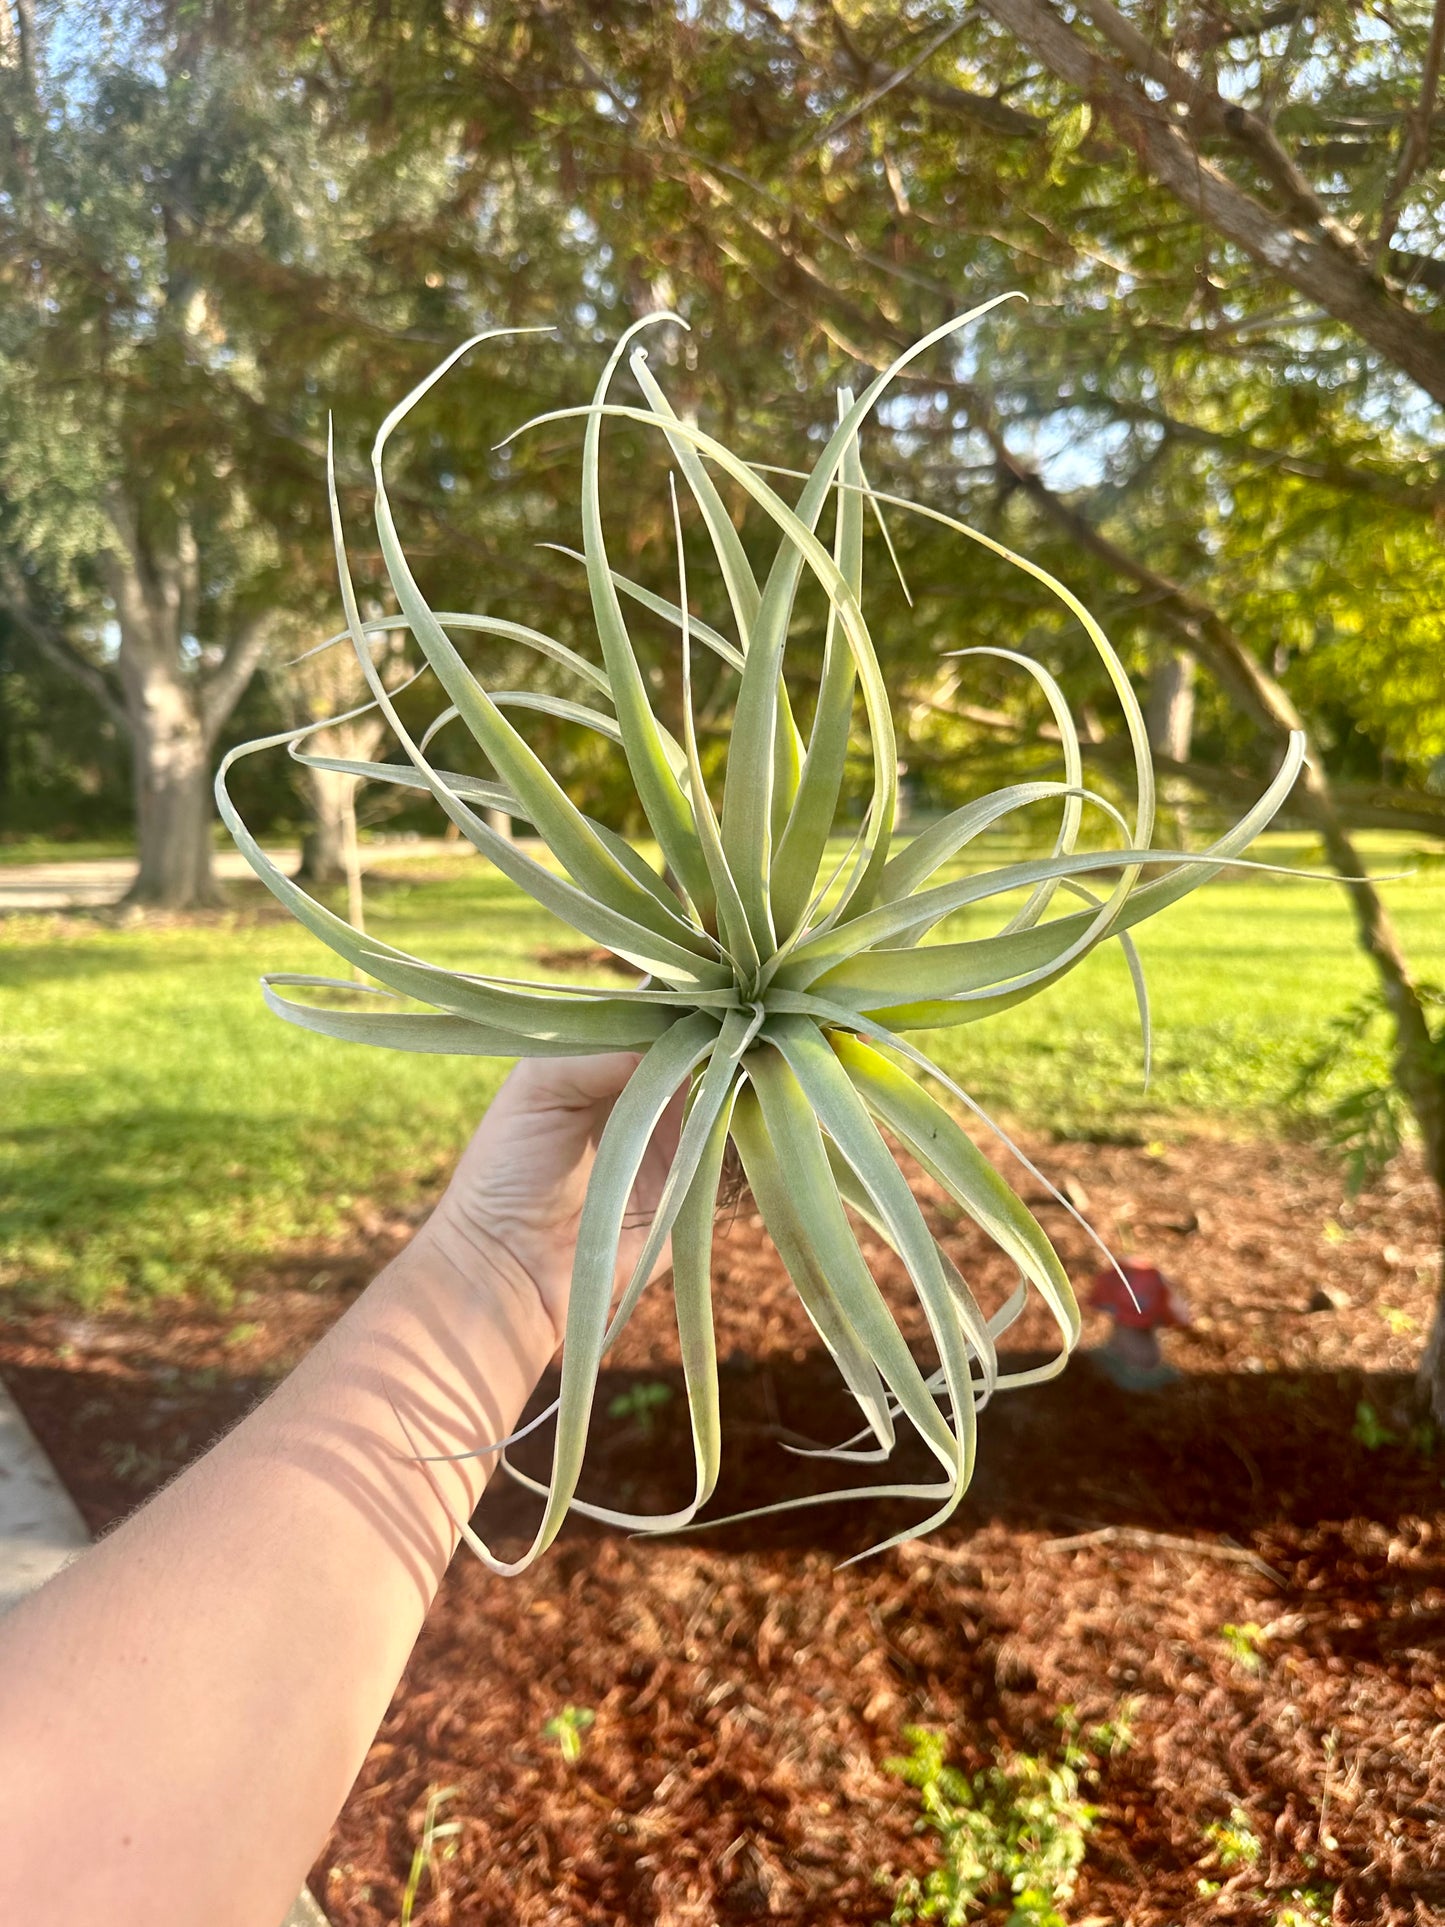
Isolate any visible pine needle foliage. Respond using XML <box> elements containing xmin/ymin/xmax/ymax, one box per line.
<box><xmin>219</xmin><ymin>303</ymin><xmax>1302</xmax><ymax>1571</ymax></box>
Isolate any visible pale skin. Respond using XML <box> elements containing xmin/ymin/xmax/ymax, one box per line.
<box><xmin>0</xmin><ymin>1053</ymin><xmax>684</xmax><ymax>1927</ymax></box>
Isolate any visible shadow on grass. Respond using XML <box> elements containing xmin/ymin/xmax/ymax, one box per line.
<box><xmin>0</xmin><ymin>944</ymin><xmax>162</xmax><ymax>989</ymax></box>
<box><xmin>1</xmin><ymin>1110</ymin><xmax>358</xmax><ymax>1222</ymax></box>
<box><xmin>0</xmin><ymin>1108</ymin><xmax>415</xmax><ymax>1304</ymax></box>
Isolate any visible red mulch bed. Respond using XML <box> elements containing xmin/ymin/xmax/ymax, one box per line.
<box><xmin>4</xmin><ymin>1130</ymin><xmax>1444</xmax><ymax>1925</ymax></box>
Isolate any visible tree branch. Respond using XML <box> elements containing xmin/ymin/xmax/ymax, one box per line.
<box><xmin>1376</xmin><ymin>0</ymin><xmax>1445</xmax><ymax>259</ymax></box>
<box><xmin>977</xmin><ymin>0</ymin><xmax>1445</xmax><ymax>408</ymax></box>
<box><xmin>1390</xmin><ymin>245</ymin><xmax>1445</xmax><ymax>297</ymax></box>
<box><xmin>797</xmin><ymin>16</ymin><xmax>969</xmax><ymax>156</ymax></box>
<box><xmin>1072</xmin><ymin>0</ymin><xmax>1339</xmax><ymax>232</ymax></box>
<box><xmin>4</xmin><ymin>0</ymin><xmax>37</xmax><ymax>103</ymax></box>
<box><xmin>972</xmin><ymin>399</ymin><xmax>1445</xmax><ymax>1184</ymax></box>
<box><xmin>0</xmin><ymin>557</ymin><xmax>129</xmax><ymax>735</ymax></box>
<box><xmin>200</xmin><ymin>613</ymin><xmax>272</xmax><ymax>744</ymax></box>
<box><xmin>826</xmin><ymin>15</ymin><xmax>1045</xmax><ymax>142</ymax></box>
<box><xmin>999</xmin><ymin>389</ymin><xmax>1445</xmax><ymax>517</ymax></box>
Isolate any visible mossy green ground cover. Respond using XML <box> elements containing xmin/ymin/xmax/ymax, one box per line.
<box><xmin>3</xmin><ymin>832</ymin><xmax>1442</xmax><ymax>1307</ymax></box>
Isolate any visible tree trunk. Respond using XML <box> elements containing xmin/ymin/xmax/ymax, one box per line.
<box><xmin>296</xmin><ymin>755</ymin><xmax>365</xmax><ymax>963</ymax></box>
<box><xmin>1146</xmin><ymin>650</ymin><xmax>1196</xmax><ymax>764</ymax></box>
<box><xmin>121</xmin><ymin>653</ymin><xmax>218</xmax><ymax>908</ymax></box>
<box><xmin>101</xmin><ymin>498</ymin><xmax>269</xmax><ymax>912</ymax></box>
<box><xmin>298</xmin><ymin>760</ymin><xmax>356</xmax><ymax>886</ymax></box>
<box><xmin>1417</xmin><ymin>1180</ymin><xmax>1445</xmax><ymax>1424</ymax></box>
<box><xmin>1147</xmin><ymin>649</ymin><xmax>1197</xmax><ymax>837</ymax></box>
<box><xmin>104</xmin><ymin>501</ymin><xmax>220</xmax><ymax>909</ymax></box>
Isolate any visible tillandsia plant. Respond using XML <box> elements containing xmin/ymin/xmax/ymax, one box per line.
<box><xmin>219</xmin><ymin>298</ymin><xmax>1304</xmax><ymax>1573</ymax></box>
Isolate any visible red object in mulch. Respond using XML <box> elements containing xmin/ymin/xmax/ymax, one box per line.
<box><xmin>1090</xmin><ymin>1256</ymin><xmax>1191</xmax><ymax>1330</ymax></box>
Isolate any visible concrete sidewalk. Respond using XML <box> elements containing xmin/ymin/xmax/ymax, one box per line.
<box><xmin>0</xmin><ymin>1374</ymin><xmax>328</xmax><ymax>1926</ymax></box>
<box><xmin>0</xmin><ymin>837</ymin><xmax>471</xmax><ymax>913</ymax></box>
<box><xmin>0</xmin><ymin>1376</ymin><xmax>90</xmax><ymax>1615</ymax></box>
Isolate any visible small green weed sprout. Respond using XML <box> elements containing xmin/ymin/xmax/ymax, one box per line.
<box><xmin>399</xmin><ymin>1785</ymin><xmax>461</xmax><ymax>1927</ymax></box>
<box><xmin>1056</xmin><ymin>1699</ymin><xmax>1139</xmax><ymax>1761</ymax></box>
<box><xmin>1354</xmin><ymin>1399</ymin><xmax>1437</xmax><ymax>1456</ymax></box>
<box><xmin>100</xmin><ymin>1440</ymin><xmax>170</xmax><ymax>1489</ymax></box>
<box><xmin>543</xmin><ymin>1704</ymin><xmax>595</xmax><ymax>1764</ymax></box>
<box><xmin>607</xmin><ymin>1381</ymin><xmax>673</xmax><ymax>1437</ymax></box>
<box><xmin>1203</xmin><ymin>1807</ymin><xmax>1262</xmax><ymax>1872</ymax></box>
<box><xmin>1220</xmin><ymin>1622</ymin><xmax>1267</xmax><ymax>1675</ymax></box>
<box><xmin>1275</xmin><ymin>1887</ymin><xmax>1335</xmax><ymax>1927</ymax></box>
<box><xmin>1353</xmin><ymin>1401</ymin><xmax>1398</xmax><ymax>1450</ymax></box>
<box><xmin>1291</xmin><ymin>982</ymin><xmax>1445</xmax><ymax>1192</ymax></box>
<box><xmin>883</xmin><ymin>1725</ymin><xmax>1095</xmax><ymax>1926</ymax></box>
<box><xmin>1085</xmin><ymin>1700</ymin><xmax>1140</xmax><ymax>1760</ymax></box>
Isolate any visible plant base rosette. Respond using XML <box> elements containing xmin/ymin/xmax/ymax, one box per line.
<box><xmin>220</xmin><ymin>301</ymin><xmax>1302</xmax><ymax>1571</ymax></box>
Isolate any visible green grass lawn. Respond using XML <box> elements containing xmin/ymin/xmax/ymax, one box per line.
<box><xmin>0</xmin><ymin>836</ymin><xmax>142</xmax><ymax>865</ymax></box>
<box><xmin>928</xmin><ymin>831</ymin><xmax>1445</xmax><ymax>1137</ymax></box>
<box><xmin>3</xmin><ymin>831</ymin><xmax>1442</xmax><ymax>1307</ymax></box>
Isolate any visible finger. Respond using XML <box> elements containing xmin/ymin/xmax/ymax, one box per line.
<box><xmin>652</xmin><ymin>1075</ymin><xmax>690</xmax><ymax>1159</ymax></box>
<box><xmin>504</xmin><ymin>1050</ymin><xmax>644</xmax><ymax>1116</ymax></box>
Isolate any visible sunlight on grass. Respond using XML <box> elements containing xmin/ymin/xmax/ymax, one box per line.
<box><xmin>0</xmin><ymin>864</ymin><xmax>567</xmax><ymax>1305</ymax></box>
<box><xmin>2</xmin><ymin>831</ymin><xmax>1441</xmax><ymax>1307</ymax></box>
<box><xmin>925</xmin><ymin>830</ymin><xmax>1445</xmax><ymax>1137</ymax></box>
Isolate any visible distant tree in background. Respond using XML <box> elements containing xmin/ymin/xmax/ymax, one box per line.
<box><xmin>1</xmin><ymin>6</ymin><xmax>294</xmax><ymax>901</ymax></box>
<box><xmin>0</xmin><ymin>0</ymin><xmax>593</xmax><ymax>900</ymax></box>
<box><xmin>267</xmin><ymin>614</ymin><xmax>414</xmax><ymax>887</ymax></box>
<box><xmin>250</xmin><ymin>0</ymin><xmax>1442</xmax><ymax>796</ymax></box>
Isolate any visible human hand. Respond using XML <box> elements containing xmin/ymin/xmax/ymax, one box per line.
<box><xmin>420</xmin><ymin>1053</ymin><xmax>687</xmax><ymax>1348</ymax></box>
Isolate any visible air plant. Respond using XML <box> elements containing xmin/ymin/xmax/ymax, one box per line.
<box><xmin>218</xmin><ymin>298</ymin><xmax>1303</xmax><ymax>1573</ymax></box>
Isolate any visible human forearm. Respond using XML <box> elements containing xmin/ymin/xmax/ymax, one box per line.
<box><xmin>0</xmin><ymin>1228</ymin><xmax>555</xmax><ymax>1927</ymax></box>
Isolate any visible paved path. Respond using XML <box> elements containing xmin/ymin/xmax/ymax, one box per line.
<box><xmin>0</xmin><ymin>838</ymin><xmax>471</xmax><ymax>913</ymax></box>
<box><xmin>0</xmin><ymin>1374</ymin><xmax>329</xmax><ymax>1925</ymax></box>
<box><xmin>0</xmin><ymin>1378</ymin><xmax>90</xmax><ymax>1615</ymax></box>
